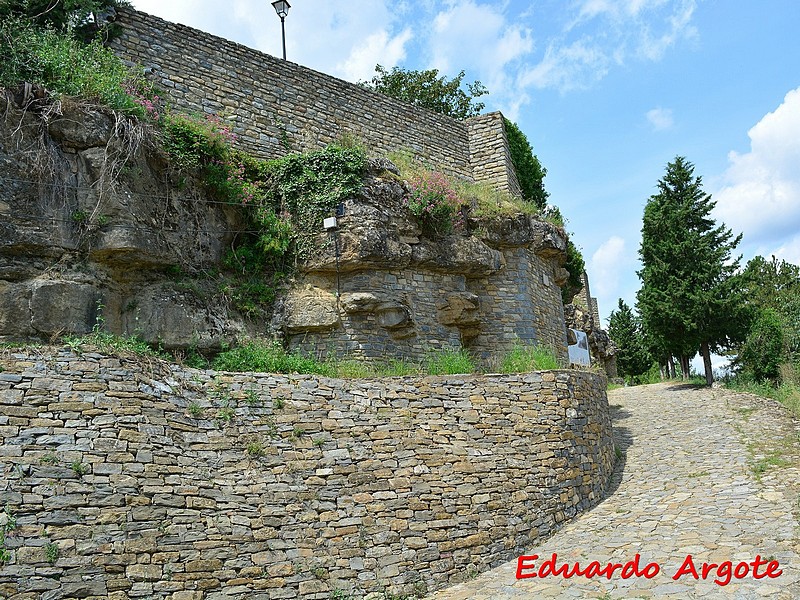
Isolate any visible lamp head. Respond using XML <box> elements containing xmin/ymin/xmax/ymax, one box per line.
<box><xmin>271</xmin><ymin>0</ymin><xmax>290</xmax><ymax>18</ymax></box>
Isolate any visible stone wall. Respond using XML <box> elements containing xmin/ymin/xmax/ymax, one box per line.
<box><xmin>467</xmin><ymin>113</ymin><xmax>522</xmax><ymax>198</ymax></box>
<box><xmin>110</xmin><ymin>9</ymin><xmax>519</xmax><ymax>193</ymax></box>
<box><xmin>0</xmin><ymin>349</ymin><xmax>614</xmax><ymax>599</ymax></box>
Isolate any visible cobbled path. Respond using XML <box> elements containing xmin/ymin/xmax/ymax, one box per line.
<box><xmin>426</xmin><ymin>383</ymin><xmax>800</xmax><ymax>599</ymax></box>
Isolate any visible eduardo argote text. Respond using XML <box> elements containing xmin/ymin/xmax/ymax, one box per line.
<box><xmin>516</xmin><ymin>553</ymin><xmax>783</xmax><ymax>586</ymax></box>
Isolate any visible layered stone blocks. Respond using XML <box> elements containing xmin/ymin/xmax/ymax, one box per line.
<box><xmin>110</xmin><ymin>9</ymin><xmax>520</xmax><ymax>194</ymax></box>
<box><xmin>0</xmin><ymin>350</ymin><xmax>613</xmax><ymax>599</ymax></box>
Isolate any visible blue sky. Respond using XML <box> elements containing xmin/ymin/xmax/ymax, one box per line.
<box><xmin>131</xmin><ymin>0</ymin><xmax>800</xmax><ymax>332</ymax></box>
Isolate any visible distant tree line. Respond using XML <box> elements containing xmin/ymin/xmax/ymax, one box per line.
<box><xmin>609</xmin><ymin>156</ymin><xmax>800</xmax><ymax>388</ymax></box>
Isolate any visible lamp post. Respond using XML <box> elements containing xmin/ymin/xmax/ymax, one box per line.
<box><xmin>271</xmin><ymin>0</ymin><xmax>290</xmax><ymax>60</ymax></box>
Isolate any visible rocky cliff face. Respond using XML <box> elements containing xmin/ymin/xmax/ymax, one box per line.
<box><xmin>0</xmin><ymin>94</ymin><xmax>254</xmax><ymax>350</ymax></box>
<box><xmin>276</xmin><ymin>161</ymin><xmax>571</xmax><ymax>364</ymax></box>
<box><xmin>2</xmin><ymin>94</ymin><xmax>572</xmax><ymax>363</ymax></box>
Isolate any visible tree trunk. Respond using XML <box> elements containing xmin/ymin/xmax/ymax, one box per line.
<box><xmin>700</xmin><ymin>341</ymin><xmax>714</xmax><ymax>386</ymax></box>
<box><xmin>680</xmin><ymin>355</ymin><xmax>690</xmax><ymax>380</ymax></box>
<box><xmin>667</xmin><ymin>355</ymin><xmax>676</xmax><ymax>379</ymax></box>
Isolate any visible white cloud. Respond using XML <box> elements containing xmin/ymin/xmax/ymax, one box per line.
<box><xmin>519</xmin><ymin>40</ymin><xmax>609</xmax><ymax>92</ymax></box>
<box><xmin>713</xmin><ymin>87</ymin><xmax>800</xmax><ymax>244</ymax></box>
<box><xmin>636</xmin><ymin>0</ymin><xmax>696</xmax><ymax>60</ymax></box>
<box><xmin>336</xmin><ymin>29</ymin><xmax>413</xmax><ymax>82</ymax></box>
<box><xmin>590</xmin><ymin>236</ymin><xmax>627</xmax><ymax>298</ymax></box>
<box><xmin>525</xmin><ymin>0</ymin><xmax>696</xmax><ymax>93</ymax></box>
<box><xmin>428</xmin><ymin>1</ymin><xmax>533</xmax><ymax>83</ymax></box>
<box><xmin>646</xmin><ymin>107</ymin><xmax>673</xmax><ymax>130</ymax></box>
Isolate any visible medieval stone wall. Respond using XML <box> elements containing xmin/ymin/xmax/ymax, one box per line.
<box><xmin>110</xmin><ymin>9</ymin><xmax>519</xmax><ymax>193</ymax></box>
<box><xmin>0</xmin><ymin>349</ymin><xmax>614</xmax><ymax>599</ymax></box>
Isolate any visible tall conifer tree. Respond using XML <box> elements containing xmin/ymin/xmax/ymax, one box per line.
<box><xmin>637</xmin><ymin>156</ymin><xmax>744</xmax><ymax>384</ymax></box>
<box><xmin>608</xmin><ymin>298</ymin><xmax>652</xmax><ymax>382</ymax></box>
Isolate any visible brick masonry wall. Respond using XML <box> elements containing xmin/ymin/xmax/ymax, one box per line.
<box><xmin>110</xmin><ymin>9</ymin><xmax>519</xmax><ymax>192</ymax></box>
<box><xmin>0</xmin><ymin>349</ymin><xmax>614</xmax><ymax>600</ymax></box>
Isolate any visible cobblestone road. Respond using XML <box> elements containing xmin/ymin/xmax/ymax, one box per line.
<box><xmin>426</xmin><ymin>383</ymin><xmax>800</xmax><ymax>599</ymax></box>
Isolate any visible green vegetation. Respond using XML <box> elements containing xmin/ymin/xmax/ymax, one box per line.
<box><xmin>0</xmin><ymin>505</ymin><xmax>17</xmax><ymax>564</ymax></box>
<box><xmin>362</xmin><ymin>64</ymin><xmax>487</xmax><ymax>120</ymax></box>
<box><xmin>425</xmin><ymin>349</ymin><xmax>476</xmax><ymax>375</ymax></box>
<box><xmin>540</xmin><ymin>206</ymin><xmax>586</xmax><ymax>304</ymax></box>
<box><xmin>0</xmin><ymin>16</ymin><xmax>156</xmax><ymax>118</ymax></box>
<box><xmin>406</xmin><ymin>170</ymin><xmax>462</xmax><ymax>236</ymax></box>
<box><xmin>0</xmin><ymin>0</ymin><xmax>129</xmax><ymax>42</ymax></box>
<box><xmin>726</xmin><ymin>372</ymin><xmax>800</xmax><ymax>420</ymax></box>
<box><xmin>637</xmin><ymin>156</ymin><xmax>744</xmax><ymax>385</ymax></box>
<box><xmin>245</xmin><ymin>440</ymin><xmax>265</xmax><ymax>457</ymax></box>
<box><xmin>187</xmin><ymin>402</ymin><xmax>204</xmax><ymax>418</ymax></box>
<box><xmin>501</xmin><ymin>343</ymin><xmax>560</xmax><ymax>372</ymax></box>
<box><xmin>212</xmin><ymin>340</ymin><xmax>334</xmax><ymax>376</ymax></box>
<box><xmin>70</xmin><ymin>460</ymin><xmax>89</xmax><ymax>476</ymax></box>
<box><xmin>64</xmin><ymin>304</ymin><xmax>168</xmax><ymax>359</ymax></box>
<box><xmin>608</xmin><ymin>299</ymin><xmax>653</xmax><ymax>384</ymax></box>
<box><xmin>504</xmin><ymin>118</ymin><xmax>548</xmax><ymax>210</ymax></box>
<box><xmin>210</xmin><ymin>343</ymin><xmax>570</xmax><ymax>377</ymax></box>
<box><xmin>216</xmin><ymin>406</ymin><xmax>236</xmax><ymax>425</ymax></box>
<box><xmin>45</xmin><ymin>541</ymin><xmax>60</xmax><ymax>565</ymax></box>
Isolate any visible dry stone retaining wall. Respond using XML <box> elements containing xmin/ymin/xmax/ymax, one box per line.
<box><xmin>0</xmin><ymin>349</ymin><xmax>613</xmax><ymax>599</ymax></box>
<box><xmin>110</xmin><ymin>9</ymin><xmax>519</xmax><ymax>192</ymax></box>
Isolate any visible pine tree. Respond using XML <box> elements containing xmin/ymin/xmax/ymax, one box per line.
<box><xmin>637</xmin><ymin>156</ymin><xmax>744</xmax><ymax>385</ymax></box>
<box><xmin>608</xmin><ymin>299</ymin><xmax>652</xmax><ymax>382</ymax></box>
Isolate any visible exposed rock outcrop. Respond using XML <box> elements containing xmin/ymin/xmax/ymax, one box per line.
<box><xmin>0</xmin><ymin>94</ymin><xmax>252</xmax><ymax>349</ymax></box>
<box><xmin>277</xmin><ymin>159</ymin><xmax>572</xmax><ymax>363</ymax></box>
<box><xmin>2</xmin><ymin>96</ymin><xmax>572</xmax><ymax>363</ymax></box>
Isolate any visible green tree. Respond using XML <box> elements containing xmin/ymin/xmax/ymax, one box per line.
<box><xmin>0</xmin><ymin>0</ymin><xmax>128</xmax><ymax>41</ymax></box>
<box><xmin>362</xmin><ymin>64</ymin><xmax>487</xmax><ymax>120</ymax></box>
<box><xmin>737</xmin><ymin>308</ymin><xmax>785</xmax><ymax>382</ymax></box>
<box><xmin>503</xmin><ymin>118</ymin><xmax>548</xmax><ymax>210</ymax></box>
<box><xmin>737</xmin><ymin>255</ymin><xmax>800</xmax><ymax>375</ymax></box>
<box><xmin>637</xmin><ymin>156</ymin><xmax>745</xmax><ymax>385</ymax></box>
<box><xmin>608</xmin><ymin>299</ymin><xmax>653</xmax><ymax>382</ymax></box>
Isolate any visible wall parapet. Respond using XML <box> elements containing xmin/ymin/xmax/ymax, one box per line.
<box><xmin>0</xmin><ymin>349</ymin><xmax>613</xmax><ymax>599</ymax></box>
<box><xmin>110</xmin><ymin>8</ymin><xmax>520</xmax><ymax>194</ymax></box>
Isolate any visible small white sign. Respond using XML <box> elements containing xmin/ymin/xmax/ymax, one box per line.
<box><xmin>323</xmin><ymin>216</ymin><xmax>337</xmax><ymax>230</ymax></box>
<box><xmin>567</xmin><ymin>328</ymin><xmax>591</xmax><ymax>366</ymax></box>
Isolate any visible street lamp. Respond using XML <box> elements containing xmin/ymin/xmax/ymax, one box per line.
<box><xmin>271</xmin><ymin>0</ymin><xmax>290</xmax><ymax>60</ymax></box>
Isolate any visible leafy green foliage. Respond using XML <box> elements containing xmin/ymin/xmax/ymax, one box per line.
<box><xmin>259</xmin><ymin>144</ymin><xmax>367</xmax><ymax>262</ymax></box>
<box><xmin>503</xmin><ymin>119</ymin><xmax>548</xmax><ymax>210</ymax></box>
<box><xmin>0</xmin><ymin>16</ymin><xmax>154</xmax><ymax>116</ymax></box>
<box><xmin>425</xmin><ymin>349</ymin><xmax>475</xmax><ymax>375</ymax></box>
<box><xmin>212</xmin><ymin>340</ymin><xmax>334</xmax><ymax>376</ymax></box>
<box><xmin>161</xmin><ymin>112</ymin><xmax>233</xmax><ymax>172</ymax></box>
<box><xmin>563</xmin><ymin>239</ymin><xmax>586</xmax><ymax>305</ymax></box>
<box><xmin>0</xmin><ymin>505</ymin><xmax>18</xmax><ymax>564</ymax></box>
<box><xmin>407</xmin><ymin>171</ymin><xmax>462</xmax><ymax>236</ymax></box>
<box><xmin>0</xmin><ymin>0</ymin><xmax>130</xmax><ymax>42</ymax></box>
<box><xmin>362</xmin><ymin>64</ymin><xmax>487</xmax><ymax>120</ymax></box>
<box><xmin>737</xmin><ymin>308</ymin><xmax>785</xmax><ymax>382</ymax></box>
<box><xmin>159</xmin><ymin>108</ymin><xmax>366</xmax><ymax>296</ymax></box>
<box><xmin>637</xmin><ymin>156</ymin><xmax>744</xmax><ymax>383</ymax></box>
<box><xmin>64</xmin><ymin>327</ymin><xmax>167</xmax><ymax>359</ymax></box>
<box><xmin>608</xmin><ymin>299</ymin><xmax>653</xmax><ymax>383</ymax></box>
<box><xmin>501</xmin><ymin>343</ymin><xmax>560</xmax><ymax>372</ymax></box>
<box><xmin>537</xmin><ymin>206</ymin><xmax>585</xmax><ymax>304</ymax></box>
<box><xmin>388</xmin><ymin>150</ymin><xmax>535</xmax><ymax>218</ymax></box>
<box><xmin>739</xmin><ymin>255</ymin><xmax>800</xmax><ymax>364</ymax></box>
